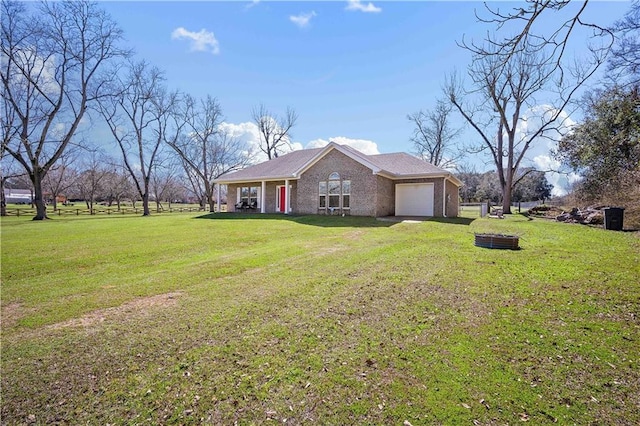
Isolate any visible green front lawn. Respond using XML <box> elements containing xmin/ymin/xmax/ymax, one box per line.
<box><xmin>1</xmin><ymin>213</ymin><xmax>639</xmax><ymax>424</ymax></box>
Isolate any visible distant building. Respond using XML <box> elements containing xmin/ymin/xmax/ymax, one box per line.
<box><xmin>4</xmin><ymin>189</ymin><xmax>32</xmax><ymax>204</ymax></box>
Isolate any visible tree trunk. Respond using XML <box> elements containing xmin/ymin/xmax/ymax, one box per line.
<box><xmin>502</xmin><ymin>173</ymin><xmax>513</xmax><ymax>214</ymax></box>
<box><xmin>32</xmin><ymin>172</ymin><xmax>48</xmax><ymax>220</ymax></box>
<box><xmin>207</xmin><ymin>191</ymin><xmax>215</xmax><ymax>213</ymax></box>
<box><xmin>1</xmin><ymin>177</ymin><xmax>7</xmax><ymax>217</ymax></box>
<box><xmin>142</xmin><ymin>192</ymin><xmax>150</xmax><ymax>216</ymax></box>
<box><xmin>202</xmin><ymin>180</ymin><xmax>214</xmax><ymax>212</ymax></box>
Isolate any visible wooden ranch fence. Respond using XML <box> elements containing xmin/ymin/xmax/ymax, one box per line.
<box><xmin>2</xmin><ymin>205</ymin><xmax>224</xmax><ymax>217</ymax></box>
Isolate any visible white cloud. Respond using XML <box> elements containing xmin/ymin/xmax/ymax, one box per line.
<box><xmin>171</xmin><ymin>27</ymin><xmax>220</xmax><ymax>54</ymax></box>
<box><xmin>52</xmin><ymin>123</ymin><xmax>66</xmax><ymax>139</ymax></box>
<box><xmin>218</xmin><ymin>121</ymin><xmax>302</xmax><ymax>163</ymax></box>
<box><xmin>514</xmin><ymin>105</ymin><xmax>576</xmax><ymax>152</ymax></box>
<box><xmin>217</xmin><ymin>123</ymin><xmax>379</xmax><ymax>164</ymax></box>
<box><xmin>510</xmin><ymin>104</ymin><xmax>580</xmax><ymax>196</ymax></box>
<box><xmin>345</xmin><ymin>0</ymin><xmax>382</xmax><ymax>13</ymax></box>
<box><xmin>218</xmin><ymin>121</ymin><xmax>261</xmax><ymax>161</ymax></box>
<box><xmin>245</xmin><ymin>0</ymin><xmax>260</xmax><ymax>10</ymax></box>
<box><xmin>11</xmin><ymin>48</ymin><xmax>59</xmax><ymax>96</ymax></box>
<box><xmin>533</xmin><ymin>154</ymin><xmax>582</xmax><ymax>197</ymax></box>
<box><xmin>289</xmin><ymin>11</ymin><xmax>316</xmax><ymax>28</ymax></box>
<box><xmin>306</xmin><ymin>136</ymin><xmax>380</xmax><ymax>155</ymax></box>
<box><xmin>290</xmin><ymin>141</ymin><xmax>304</xmax><ymax>153</ymax></box>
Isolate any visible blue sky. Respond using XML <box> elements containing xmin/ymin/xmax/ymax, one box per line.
<box><xmin>99</xmin><ymin>0</ymin><xmax>632</xmax><ymax>190</ymax></box>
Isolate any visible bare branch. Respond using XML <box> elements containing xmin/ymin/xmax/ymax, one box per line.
<box><xmin>251</xmin><ymin>104</ymin><xmax>298</xmax><ymax>160</ymax></box>
<box><xmin>168</xmin><ymin>95</ymin><xmax>252</xmax><ymax>212</ymax></box>
<box><xmin>407</xmin><ymin>98</ymin><xmax>464</xmax><ymax>168</ymax></box>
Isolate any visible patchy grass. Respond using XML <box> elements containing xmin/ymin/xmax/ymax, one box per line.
<box><xmin>1</xmin><ymin>213</ymin><xmax>639</xmax><ymax>425</ymax></box>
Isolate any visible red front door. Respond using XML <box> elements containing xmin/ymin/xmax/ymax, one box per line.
<box><xmin>278</xmin><ymin>186</ymin><xmax>286</xmax><ymax>213</ymax></box>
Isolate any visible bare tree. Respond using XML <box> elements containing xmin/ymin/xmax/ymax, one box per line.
<box><xmin>73</xmin><ymin>151</ymin><xmax>109</xmax><ymax>214</ymax></box>
<box><xmin>101</xmin><ymin>162</ymin><xmax>134</xmax><ymax>210</ymax></box>
<box><xmin>0</xmin><ymin>56</ymin><xmax>20</xmax><ymax>216</ymax></box>
<box><xmin>169</xmin><ymin>95</ymin><xmax>252</xmax><ymax>212</ymax></box>
<box><xmin>0</xmin><ymin>0</ymin><xmax>128</xmax><ymax>220</ymax></box>
<box><xmin>100</xmin><ymin>61</ymin><xmax>183</xmax><ymax>216</ymax></box>
<box><xmin>149</xmin><ymin>157</ymin><xmax>183</xmax><ymax>211</ymax></box>
<box><xmin>407</xmin><ymin>99</ymin><xmax>463</xmax><ymax>168</ymax></box>
<box><xmin>447</xmin><ymin>0</ymin><xmax>612</xmax><ymax>213</ymax></box>
<box><xmin>42</xmin><ymin>152</ymin><xmax>77</xmax><ymax>212</ymax></box>
<box><xmin>0</xmin><ymin>152</ymin><xmax>25</xmax><ymax>215</ymax></box>
<box><xmin>252</xmin><ymin>104</ymin><xmax>298</xmax><ymax>160</ymax></box>
<box><xmin>181</xmin><ymin>164</ymin><xmax>207</xmax><ymax>208</ymax></box>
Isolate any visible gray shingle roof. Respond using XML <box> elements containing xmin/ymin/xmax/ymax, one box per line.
<box><xmin>368</xmin><ymin>153</ymin><xmax>448</xmax><ymax>176</ymax></box>
<box><xmin>215</xmin><ymin>143</ymin><xmax>460</xmax><ymax>185</ymax></box>
<box><xmin>217</xmin><ymin>148</ymin><xmax>323</xmax><ymax>182</ymax></box>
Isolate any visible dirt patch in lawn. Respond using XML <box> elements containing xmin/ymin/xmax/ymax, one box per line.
<box><xmin>1</xmin><ymin>301</ymin><xmax>34</xmax><ymax>329</ymax></box>
<box><xmin>48</xmin><ymin>292</ymin><xmax>183</xmax><ymax>330</ymax></box>
<box><xmin>344</xmin><ymin>230</ymin><xmax>365</xmax><ymax>240</ymax></box>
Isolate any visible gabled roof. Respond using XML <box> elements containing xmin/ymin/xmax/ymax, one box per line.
<box><xmin>215</xmin><ymin>142</ymin><xmax>462</xmax><ymax>186</ymax></box>
<box><xmin>215</xmin><ymin>148</ymin><xmax>323</xmax><ymax>183</ymax></box>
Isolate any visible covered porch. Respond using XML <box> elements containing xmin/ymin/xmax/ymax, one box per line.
<box><xmin>218</xmin><ymin>179</ymin><xmax>296</xmax><ymax>214</ymax></box>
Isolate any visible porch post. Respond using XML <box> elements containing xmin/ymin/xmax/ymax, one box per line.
<box><xmin>284</xmin><ymin>179</ymin><xmax>290</xmax><ymax>214</ymax></box>
<box><xmin>261</xmin><ymin>180</ymin><xmax>266</xmax><ymax>213</ymax></box>
<box><xmin>217</xmin><ymin>183</ymin><xmax>222</xmax><ymax>213</ymax></box>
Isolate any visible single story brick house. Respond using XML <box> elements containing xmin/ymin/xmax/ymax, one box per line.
<box><xmin>214</xmin><ymin>142</ymin><xmax>462</xmax><ymax>217</ymax></box>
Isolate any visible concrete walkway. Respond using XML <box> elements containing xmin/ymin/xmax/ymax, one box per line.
<box><xmin>376</xmin><ymin>216</ymin><xmax>430</xmax><ymax>223</ymax></box>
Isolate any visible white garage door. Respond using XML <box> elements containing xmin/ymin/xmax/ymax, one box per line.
<box><xmin>395</xmin><ymin>183</ymin><xmax>434</xmax><ymax>216</ymax></box>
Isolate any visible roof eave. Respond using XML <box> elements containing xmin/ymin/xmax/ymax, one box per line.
<box><xmin>213</xmin><ymin>175</ymin><xmax>299</xmax><ymax>185</ymax></box>
<box><xmin>379</xmin><ymin>172</ymin><xmax>463</xmax><ymax>186</ymax></box>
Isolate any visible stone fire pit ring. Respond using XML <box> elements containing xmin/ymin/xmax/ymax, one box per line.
<box><xmin>474</xmin><ymin>233</ymin><xmax>520</xmax><ymax>250</ymax></box>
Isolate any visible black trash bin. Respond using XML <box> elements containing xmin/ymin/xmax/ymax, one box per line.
<box><xmin>603</xmin><ymin>207</ymin><xmax>624</xmax><ymax>231</ymax></box>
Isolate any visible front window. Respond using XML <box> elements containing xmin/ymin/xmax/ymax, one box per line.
<box><xmin>328</xmin><ymin>180</ymin><xmax>340</xmax><ymax>208</ymax></box>
<box><xmin>342</xmin><ymin>180</ymin><xmax>350</xmax><ymax>208</ymax></box>
<box><xmin>319</xmin><ymin>173</ymin><xmax>351</xmax><ymax>214</ymax></box>
<box><xmin>249</xmin><ymin>187</ymin><xmax>258</xmax><ymax>205</ymax></box>
<box><xmin>319</xmin><ymin>181</ymin><xmax>327</xmax><ymax>208</ymax></box>
<box><xmin>239</xmin><ymin>186</ymin><xmax>259</xmax><ymax>207</ymax></box>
